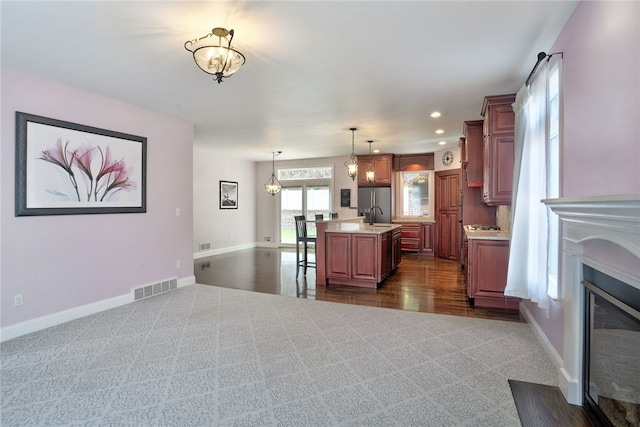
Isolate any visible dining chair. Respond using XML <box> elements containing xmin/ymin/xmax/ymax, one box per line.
<box><xmin>294</xmin><ymin>215</ymin><xmax>316</xmax><ymax>278</ymax></box>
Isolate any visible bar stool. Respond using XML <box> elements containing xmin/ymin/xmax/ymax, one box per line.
<box><xmin>294</xmin><ymin>215</ymin><xmax>316</xmax><ymax>278</ymax></box>
<box><xmin>315</xmin><ymin>214</ymin><xmax>324</xmax><ymax>221</ymax></box>
<box><xmin>331</xmin><ymin>212</ymin><xmax>338</xmax><ymax>219</ymax></box>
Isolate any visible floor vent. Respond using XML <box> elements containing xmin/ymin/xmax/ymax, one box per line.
<box><xmin>134</xmin><ymin>278</ymin><xmax>178</xmax><ymax>301</ymax></box>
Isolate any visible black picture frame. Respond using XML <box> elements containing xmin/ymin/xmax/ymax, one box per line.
<box><xmin>340</xmin><ymin>189</ymin><xmax>351</xmax><ymax>207</ymax></box>
<box><xmin>15</xmin><ymin>112</ymin><xmax>147</xmax><ymax>216</ymax></box>
<box><xmin>219</xmin><ymin>180</ymin><xmax>238</xmax><ymax>209</ymax></box>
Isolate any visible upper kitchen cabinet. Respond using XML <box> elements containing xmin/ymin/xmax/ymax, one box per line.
<box><xmin>358</xmin><ymin>154</ymin><xmax>394</xmax><ymax>187</ymax></box>
<box><xmin>481</xmin><ymin>94</ymin><xmax>515</xmax><ymax>205</ymax></box>
<box><xmin>462</xmin><ymin>120</ymin><xmax>484</xmax><ymax>187</ymax></box>
<box><xmin>393</xmin><ymin>153</ymin><xmax>434</xmax><ymax>171</ymax></box>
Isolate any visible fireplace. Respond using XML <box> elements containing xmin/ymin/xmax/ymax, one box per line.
<box><xmin>544</xmin><ymin>194</ymin><xmax>640</xmax><ymax>421</ymax></box>
<box><xmin>583</xmin><ymin>265</ymin><xmax>640</xmax><ymax>426</ymax></box>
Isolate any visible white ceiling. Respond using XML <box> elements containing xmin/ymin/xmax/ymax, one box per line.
<box><xmin>1</xmin><ymin>1</ymin><xmax>578</xmax><ymax>162</ymax></box>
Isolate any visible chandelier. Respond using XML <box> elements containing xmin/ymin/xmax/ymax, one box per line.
<box><xmin>366</xmin><ymin>140</ymin><xmax>375</xmax><ymax>183</ymax></box>
<box><xmin>344</xmin><ymin>127</ymin><xmax>358</xmax><ymax>181</ymax></box>
<box><xmin>265</xmin><ymin>151</ymin><xmax>283</xmax><ymax>196</ymax></box>
<box><xmin>184</xmin><ymin>27</ymin><xmax>246</xmax><ymax>84</ymax></box>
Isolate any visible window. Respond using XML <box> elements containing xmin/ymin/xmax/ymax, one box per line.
<box><xmin>278</xmin><ymin>167</ymin><xmax>332</xmax><ymax>181</ymax></box>
<box><xmin>546</xmin><ymin>60</ymin><xmax>561</xmax><ymax>299</ymax></box>
<box><xmin>505</xmin><ymin>54</ymin><xmax>562</xmax><ymax>308</ymax></box>
<box><xmin>394</xmin><ymin>170</ymin><xmax>434</xmax><ymax>219</ymax></box>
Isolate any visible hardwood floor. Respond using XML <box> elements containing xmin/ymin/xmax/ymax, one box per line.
<box><xmin>195</xmin><ymin>247</ymin><xmax>522</xmax><ymax>322</ymax></box>
<box><xmin>509</xmin><ymin>380</ymin><xmax>595</xmax><ymax>427</ymax></box>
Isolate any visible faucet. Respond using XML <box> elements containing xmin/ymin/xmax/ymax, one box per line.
<box><xmin>370</xmin><ymin>205</ymin><xmax>383</xmax><ymax>225</ymax></box>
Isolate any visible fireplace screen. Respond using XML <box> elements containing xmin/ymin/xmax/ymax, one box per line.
<box><xmin>583</xmin><ymin>268</ymin><xmax>640</xmax><ymax>427</ymax></box>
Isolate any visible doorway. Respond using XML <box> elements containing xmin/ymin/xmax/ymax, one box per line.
<box><xmin>280</xmin><ymin>184</ymin><xmax>331</xmax><ymax>244</ymax></box>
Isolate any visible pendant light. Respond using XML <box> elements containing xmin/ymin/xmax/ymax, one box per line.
<box><xmin>344</xmin><ymin>127</ymin><xmax>358</xmax><ymax>181</ymax></box>
<box><xmin>366</xmin><ymin>140</ymin><xmax>375</xmax><ymax>183</ymax></box>
<box><xmin>265</xmin><ymin>151</ymin><xmax>283</xmax><ymax>196</ymax></box>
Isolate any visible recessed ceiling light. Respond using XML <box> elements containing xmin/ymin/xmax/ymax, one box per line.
<box><xmin>438</xmin><ymin>141</ymin><xmax>446</xmax><ymax>145</ymax></box>
<box><xmin>373</xmin><ymin>149</ymin><xmax>380</xmax><ymax>153</ymax></box>
<box><xmin>430</xmin><ymin>111</ymin><xmax>441</xmax><ymax>118</ymax></box>
<box><xmin>435</xmin><ymin>129</ymin><xmax>444</xmax><ymax>134</ymax></box>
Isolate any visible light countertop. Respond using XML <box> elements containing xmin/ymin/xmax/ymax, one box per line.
<box><xmin>463</xmin><ymin>225</ymin><xmax>510</xmax><ymax>241</ymax></box>
<box><xmin>392</xmin><ymin>218</ymin><xmax>435</xmax><ymax>224</ymax></box>
<box><xmin>325</xmin><ymin>222</ymin><xmax>402</xmax><ymax>235</ymax></box>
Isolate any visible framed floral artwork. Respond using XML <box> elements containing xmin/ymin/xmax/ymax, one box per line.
<box><xmin>15</xmin><ymin>112</ymin><xmax>147</xmax><ymax>216</ymax></box>
<box><xmin>219</xmin><ymin>180</ymin><xmax>238</xmax><ymax>209</ymax></box>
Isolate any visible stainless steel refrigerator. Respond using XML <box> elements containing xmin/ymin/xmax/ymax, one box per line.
<box><xmin>357</xmin><ymin>187</ymin><xmax>392</xmax><ymax>224</ymax></box>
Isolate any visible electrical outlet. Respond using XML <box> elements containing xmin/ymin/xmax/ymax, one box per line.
<box><xmin>14</xmin><ymin>294</ymin><xmax>23</xmax><ymax>307</ymax></box>
<box><xmin>175</xmin><ymin>208</ymin><xmax>181</xmax><ymax>216</ymax></box>
<box><xmin>264</xmin><ymin>236</ymin><xmax>271</xmax><ymax>242</ymax></box>
<box><xmin>176</xmin><ymin>260</ymin><xmax>181</xmax><ymax>269</ymax></box>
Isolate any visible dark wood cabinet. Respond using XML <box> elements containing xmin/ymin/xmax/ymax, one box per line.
<box><xmin>351</xmin><ymin>234</ymin><xmax>378</xmax><ymax>281</ymax></box>
<box><xmin>325</xmin><ymin>233</ymin><xmax>351</xmax><ymax>279</ymax></box>
<box><xmin>461</xmin><ymin>120</ymin><xmax>497</xmax><ymax>226</ymax></box>
<box><xmin>393</xmin><ymin>153</ymin><xmax>434</xmax><ymax>171</ymax></box>
<box><xmin>399</xmin><ymin>223</ymin><xmax>420</xmax><ymax>251</ymax></box>
<box><xmin>420</xmin><ymin>223</ymin><xmax>433</xmax><ymax>254</ymax></box>
<box><xmin>467</xmin><ymin>239</ymin><xmax>519</xmax><ymax>309</ymax></box>
<box><xmin>462</xmin><ymin>120</ymin><xmax>484</xmax><ymax>187</ymax></box>
<box><xmin>357</xmin><ymin>154</ymin><xmax>393</xmax><ymax>187</ymax></box>
<box><xmin>481</xmin><ymin>94</ymin><xmax>515</xmax><ymax>205</ymax></box>
<box><xmin>394</xmin><ymin>222</ymin><xmax>433</xmax><ymax>255</ymax></box>
<box><xmin>392</xmin><ymin>228</ymin><xmax>402</xmax><ymax>268</ymax></box>
<box><xmin>325</xmin><ymin>229</ymin><xmax>400</xmax><ymax>287</ymax></box>
<box><xmin>435</xmin><ymin>169</ymin><xmax>461</xmax><ymax>261</ymax></box>
<box><xmin>437</xmin><ymin>211</ymin><xmax>460</xmax><ymax>261</ymax></box>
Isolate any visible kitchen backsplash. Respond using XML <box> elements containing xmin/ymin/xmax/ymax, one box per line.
<box><xmin>496</xmin><ymin>205</ymin><xmax>511</xmax><ymax>233</ymax></box>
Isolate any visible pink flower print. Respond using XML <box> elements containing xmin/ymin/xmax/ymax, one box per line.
<box><xmin>94</xmin><ymin>146</ymin><xmax>137</xmax><ymax>201</ymax></box>
<box><xmin>75</xmin><ymin>144</ymin><xmax>96</xmax><ymax>201</ymax></box>
<box><xmin>39</xmin><ymin>138</ymin><xmax>80</xmax><ymax>201</ymax></box>
<box><xmin>99</xmin><ymin>163</ymin><xmax>137</xmax><ymax>201</ymax></box>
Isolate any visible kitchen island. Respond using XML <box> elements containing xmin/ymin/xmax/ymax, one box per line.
<box><xmin>316</xmin><ymin>219</ymin><xmax>402</xmax><ymax>288</ymax></box>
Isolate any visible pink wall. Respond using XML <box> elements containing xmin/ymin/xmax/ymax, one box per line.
<box><xmin>560</xmin><ymin>1</ymin><xmax>640</xmax><ymax>197</ymax></box>
<box><xmin>1</xmin><ymin>69</ymin><xmax>194</xmax><ymax>328</ymax></box>
<box><xmin>525</xmin><ymin>1</ymin><xmax>640</xmax><ymax>356</ymax></box>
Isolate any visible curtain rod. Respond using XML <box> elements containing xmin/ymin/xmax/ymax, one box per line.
<box><xmin>525</xmin><ymin>51</ymin><xmax>563</xmax><ymax>86</ymax></box>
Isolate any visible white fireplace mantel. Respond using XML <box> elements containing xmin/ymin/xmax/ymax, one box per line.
<box><xmin>543</xmin><ymin>193</ymin><xmax>640</xmax><ymax>404</ymax></box>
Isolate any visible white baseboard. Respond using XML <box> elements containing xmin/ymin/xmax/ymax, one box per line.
<box><xmin>520</xmin><ymin>302</ymin><xmax>580</xmax><ymax>404</ymax></box>
<box><xmin>0</xmin><ymin>275</ymin><xmax>196</xmax><ymax>343</ymax></box>
<box><xmin>193</xmin><ymin>242</ymin><xmax>256</xmax><ymax>259</ymax></box>
<box><xmin>255</xmin><ymin>242</ymin><xmax>280</xmax><ymax>249</ymax></box>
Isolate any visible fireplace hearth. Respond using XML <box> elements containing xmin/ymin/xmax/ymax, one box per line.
<box><xmin>583</xmin><ymin>266</ymin><xmax>640</xmax><ymax>427</ymax></box>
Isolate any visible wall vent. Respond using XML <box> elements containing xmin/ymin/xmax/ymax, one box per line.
<box><xmin>134</xmin><ymin>278</ymin><xmax>178</xmax><ymax>301</ymax></box>
<box><xmin>199</xmin><ymin>242</ymin><xmax>211</xmax><ymax>251</ymax></box>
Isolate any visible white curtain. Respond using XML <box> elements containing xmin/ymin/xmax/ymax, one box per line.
<box><xmin>504</xmin><ymin>62</ymin><xmax>551</xmax><ymax>309</ymax></box>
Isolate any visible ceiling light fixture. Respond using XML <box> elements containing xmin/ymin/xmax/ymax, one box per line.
<box><xmin>439</xmin><ymin>141</ymin><xmax>446</xmax><ymax>145</ymax></box>
<box><xmin>366</xmin><ymin>140</ymin><xmax>375</xmax><ymax>183</ymax></box>
<box><xmin>265</xmin><ymin>151</ymin><xmax>283</xmax><ymax>196</ymax></box>
<box><xmin>184</xmin><ymin>27</ymin><xmax>246</xmax><ymax>84</ymax></box>
<box><xmin>344</xmin><ymin>127</ymin><xmax>358</xmax><ymax>181</ymax></box>
<box><xmin>430</xmin><ymin>111</ymin><xmax>441</xmax><ymax>118</ymax></box>
<box><xmin>435</xmin><ymin>129</ymin><xmax>444</xmax><ymax>134</ymax></box>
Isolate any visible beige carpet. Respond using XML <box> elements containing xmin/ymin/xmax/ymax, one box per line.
<box><xmin>1</xmin><ymin>284</ymin><xmax>558</xmax><ymax>426</ymax></box>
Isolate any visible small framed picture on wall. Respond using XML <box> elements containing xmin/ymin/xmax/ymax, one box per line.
<box><xmin>219</xmin><ymin>180</ymin><xmax>238</xmax><ymax>209</ymax></box>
